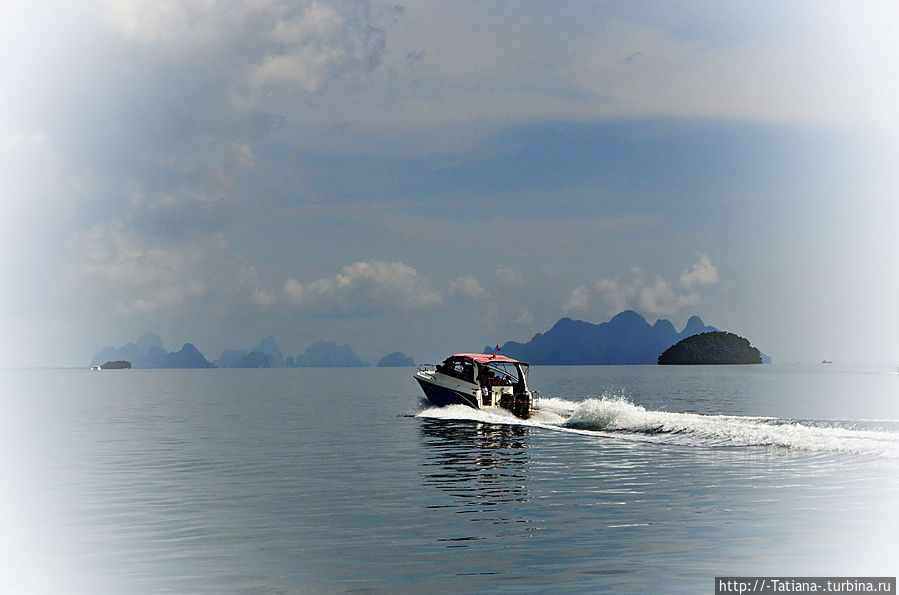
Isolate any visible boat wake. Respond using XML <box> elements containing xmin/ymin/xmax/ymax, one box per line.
<box><xmin>416</xmin><ymin>395</ymin><xmax>899</xmax><ymax>458</ymax></box>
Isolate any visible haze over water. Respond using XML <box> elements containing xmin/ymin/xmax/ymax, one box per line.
<box><xmin>2</xmin><ymin>364</ymin><xmax>896</xmax><ymax>593</ymax></box>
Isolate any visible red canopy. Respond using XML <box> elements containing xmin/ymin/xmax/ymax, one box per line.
<box><xmin>449</xmin><ymin>353</ymin><xmax>528</xmax><ymax>365</ymax></box>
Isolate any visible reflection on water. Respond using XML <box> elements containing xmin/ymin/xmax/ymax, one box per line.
<box><xmin>3</xmin><ymin>367</ymin><xmax>897</xmax><ymax>592</ymax></box>
<box><xmin>418</xmin><ymin>419</ymin><xmax>532</xmax><ymax>536</ymax></box>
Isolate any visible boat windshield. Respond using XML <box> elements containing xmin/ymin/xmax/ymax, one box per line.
<box><xmin>435</xmin><ymin>358</ymin><xmax>475</xmax><ymax>383</ymax></box>
<box><xmin>476</xmin><ymin>360</ymin><xmax>528</xmax><ymax>392</ymax></box>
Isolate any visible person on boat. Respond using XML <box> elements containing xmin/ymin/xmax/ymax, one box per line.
<box><xmin>477</xmin><ymin>364</ymin><xmax>494</xmax><ymax>405</ymax></box>
<box><xmin>480</xmin><ymin>368</ymin><xmax>496</xmax><ymax>386</ymax></box>
<box><xmin>461</xmin><ymin>361</ymin><xmax>474</xmax><ymax>383</ymax></box>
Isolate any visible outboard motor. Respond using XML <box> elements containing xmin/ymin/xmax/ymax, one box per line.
<box><xmin>500</xmin><ymin>392</ymin><xmax>531</xmax><ymax>419</ymax></box>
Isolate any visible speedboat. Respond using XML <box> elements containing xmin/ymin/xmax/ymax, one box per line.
<box><xmin>414</xmin><ymin>353</ymin><xmax>537</xmax><ymax>419</ymax></box>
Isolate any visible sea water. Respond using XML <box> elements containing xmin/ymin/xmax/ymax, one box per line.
<box><xmin>1</xmin><ymin>364</ymin><xmax>897</xmax><ymax>593</ymax></box>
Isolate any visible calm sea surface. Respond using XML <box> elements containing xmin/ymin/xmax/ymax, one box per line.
<box><xmin>1</xmin><ymin>364</ymin><xmax>897</xmax><ymax>593</ymax></box>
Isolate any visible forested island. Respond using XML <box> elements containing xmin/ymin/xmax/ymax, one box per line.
<box><xmin>658</xmin><ymin>331</ymin><xmax>762</xmax><ymax>365</ymax></box>
<box><xmin>100</xmin><ymin>360</ymin><xmax>132</xmax><ymax>369</ymax></box>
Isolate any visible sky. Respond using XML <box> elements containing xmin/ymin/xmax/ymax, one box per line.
<box><xmin>1</xmin><ymin>0</ymin><xmax>898</xmax><ymax>366</ymax></box>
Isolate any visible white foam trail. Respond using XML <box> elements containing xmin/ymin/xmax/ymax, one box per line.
<box><xmin>416</xmin><ymin>396</ymin><xmax>899</xmax><ymax>458</ymax></box>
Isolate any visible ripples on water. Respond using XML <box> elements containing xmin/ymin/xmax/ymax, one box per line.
<box><xmin>1</xmin><ymin>365</ymin><xmax>897</xmax><ymax>592</ymax></box>
<box><xmin>416</xmin><ymin>412</ymin><xmax>899</xmax><ymax>588</ymax></box>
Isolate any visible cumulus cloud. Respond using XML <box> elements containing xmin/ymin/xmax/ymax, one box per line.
<box><xmin>593</xmin><ymin>277</ymin><xmax>637</xmax><ymax>316</ymax></box>
<box><xmin>249</xmin><ymin>2</ymin><xmax>389</xmax><ymax>93</ymax></box>
<box><xmin>513</xmin><ymin>308</ymin><xmax>535</xmax><ymax>326</ymax></box>
<box><xmin>494</xmin><ymin>266</ymin><xmax>524</xmax><ymax>287</ymax></box>
<box><xmin>25</xmin><ymin>0</ymin><xmax>404</xmax><ymax>189</ymax></box>
<box><xmin>638</xmin><ymin>276</ymin><xmax>700</xmax><ymax>316</ymax></box>
<box><xmin>449</xmin><ymin>276</ymin><xmax>486</xmax><ymax>299</ymax></box>
<box><xmin>572</xmin><ymin>254</ymin><xmax>720</xmax><ymax>317</ymax></box>
<box><xmin>251</xmin><ymin>288</ymin><xmax>278</xmax><ymax>307</ymax></box>
<box><xmin>680</xmin><ymin>253</ymin><xmax>718</xmax><ymax>287</ymax></box>
<box><xmin>116</xmin><ymin>281</ymin><xmax>205</xmax><ymax>315</ymax></box>
<box><xmin>75</xmin><ymin>220</ymin><xmax>259</xmax><ymax>315</ymax></box>
<box><xmin>562</xmin><ymin>285</ymin><xmax>590</xmax><ymax>314</ymax></box>
<box><xmin>284</xmin><ymin>260</ymin><xmax>442</xmax><ymax>315</ymax></box>
<box><xmin>81</xmin><ymin>220</ymin><xmax>207</xmax><ymax>287</ymax></box>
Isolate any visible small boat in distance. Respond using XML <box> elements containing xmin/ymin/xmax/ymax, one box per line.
<box><xmin>414</xmin><ymin>353</ymin><xmax>538</xmax><ymax>419</ymax></box>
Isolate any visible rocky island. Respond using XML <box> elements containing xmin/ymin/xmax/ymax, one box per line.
<box><xmin>293</xmin><ymin>341</ymin><xmax>367</xmax><ymax>367</ymax></box>
<box><xmin>377</xmin><ymin>352</ymin><xmax>415</xmax><ymax>367</ymax></box>
<box><xmin>493</xmin><ymin>310</ymin><xmax>720</xmax><ymax>365</ymax></box>
<box><xmin>658</xmin><ymin>331</ymin><xmax>762</xmax><ymax>365</ymax></box>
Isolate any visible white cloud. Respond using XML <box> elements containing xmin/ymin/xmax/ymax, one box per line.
<box><xmin>638</xmin><ymin>276</ymin><xmax>700</xmax><ymax>316</ymax></box>
<box><xmin>116</xmin><ymin>281</ymin><xmax>205</xmax><ymax>315</ymax></box>
<box><xmin>680</xmin><ymin>253</ymin><xmax>718</xmax><ymax>287</ymax></box>
<box><xmin>513</xmin><ymin>308</ymin><xmax>535</xmax><ymax>327</ymax></box>
<box><xmin>572</xmin><ymin>254</ymin><xmax>719</xmax><ymax>317</ymax></box>
<box><xmin>43</xmin><ymin>0</ymin><xmax>870</xmax><ymax>167</ymax></box>
<box><xmin>638</xmin><ymin>277</ymin><xmax>676</xmax><ymax>316</ymax></box>
<box><xmin>594</xmin><ymin>277</ymin><xmax>636</xmax><ymax>316</ymax></box>
<box><xmin>249</xmin><ymin>2</ymin><xmax>388</xmax><ymax>94</ymax></box>
<box><xmin>404</xmin><ymin>1</ymin><xmax>899</xmax><ymax>136</ymax></box>
<box><xmin>449</xmin><ymin>276</ymin><xmax>486</xmax><ymax>299</ymax></box>
<box><xmin>4</xmin><ymin>0</ymin><xmax>896</xmax><ymax>367</ymax></box>
<box><xmin>251</xmin><ymin>288</ymin><xmax>278</xmax><ymax>307</ymax></box>
<box><xmin>562</xmin><ymin>285</ymin><xmax>590</xmax><ymax>314</ymax></box>
<box><xmin>80</xmin><ymin>220</ymin><xmax>207</xmax><ymax>287</ymax></box>
<box><xmin>8</xmin><ymin>0</ymin><xmax>899</xmax><ymax>168</ymax></box>
<box><xmin>74</xmin><ymin>220</ymin><xmax>258</xmax><ymax>315</ymax></box>
<box><xmin>284</xmin><ymin>260</ymin><xmax>442</xmax><ymax>314</ymax></box>
<box><xmin>494</xmin><ymin>266</ymin><xmax>524</xmax><ymax>287</ymax></box>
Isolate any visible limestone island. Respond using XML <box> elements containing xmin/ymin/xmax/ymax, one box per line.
<box><xmin>100</xmin><ymin>360</ymin><xmax>132</xmax><ymax>369</ymax></box>
<box><xmin>658</xmin><ymin>331</ymin><xmax>762</xmax><ymax>365</ymax></box>
<box><xmin>377</xmin><ymin>352</ymin><xmax>415</xmax><ymax>367</ymax></box>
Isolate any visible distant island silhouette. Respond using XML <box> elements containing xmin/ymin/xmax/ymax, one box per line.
<box><xmin>92</xmin><ymin>335</ymin><xmax>370</xmax><ymax>369</ymax></box>
<box><xmin>493</xmin><ymin>310</ymin><xmax>726</xmax><ymax>365</ymax></box>
<box><xmin>91</xmin><ymin>311</ymin><xmax>767</xmax><ymax>369</ymax></box>
<box><xmin>658</xmin><ymin>331</ymin><xmax>763</xmax><ymax>365</ymax></box>
<box><xmin>165</xmin><ymin>343</ymin><xmax>216</xmax><ymax>368</ymax></box>
<box><xmin>377</xmin><ymin>352</ymin><xmax>415</xmax><ymax>367</ymax></box>
<box><xmin>292</xmin><ymin>341</ymin><xmax>367</xmax><ymax>367</ymax></box>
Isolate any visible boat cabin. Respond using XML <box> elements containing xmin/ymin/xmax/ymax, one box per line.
<box><xmin>417</xmin><ymin>353</ymin><xmax>533</xmax><ymax>417</ymax></box>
